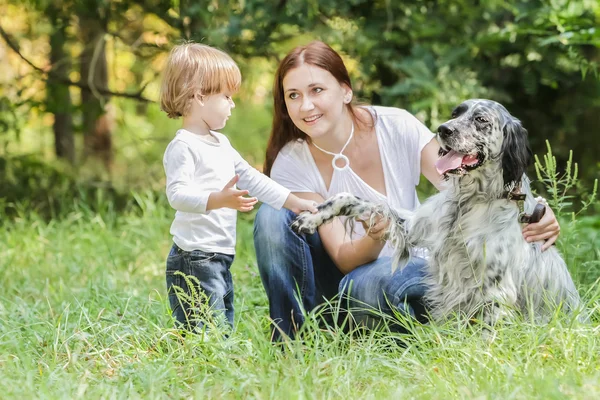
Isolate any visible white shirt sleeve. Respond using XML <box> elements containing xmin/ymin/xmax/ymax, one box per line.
<box><xmin>227</xmin><ymin>142</ymin><xmax>290</xmax><ymax>210</ymax></box>
<box><xmin>395</xmin><ymin>110</ymin><xmax>435</xmax><ymax>185</ymax></box>
<box><xmin>163</xmin><ymin>140</ymin><xmax>212</xmax><ymax>214</ymax></box>
<box><xmin>271</xmin><ymin>149</ymin><xmax>321</xmax><ymax>194</ymax></box>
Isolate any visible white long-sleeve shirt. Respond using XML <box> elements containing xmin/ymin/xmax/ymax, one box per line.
<box><xmin>163</xmin><ymin>129</ymin><xmax>290</xmax><ymax>254</ymax></box>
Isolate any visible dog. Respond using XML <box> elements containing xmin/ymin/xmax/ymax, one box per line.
<box><xmin>291</xmin><ymin>99</ymin><xmax>580</xmax><ymax>325</ymax></box>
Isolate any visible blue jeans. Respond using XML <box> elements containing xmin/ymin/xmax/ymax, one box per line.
<box><xmin>165</xmin><ymin>244</ymin><xmax>235</xmax><ymax>332</ymax></box>
<box><xmin>253</xmin><ymin>205</ymin><xmax>428</xmax><ymax>341</ymax></box>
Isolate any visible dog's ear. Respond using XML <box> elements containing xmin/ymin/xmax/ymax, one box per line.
<box><xmin>501</xmin><ymin>118</ymin><xmax>532</xmax><ymax>187</ymax></box>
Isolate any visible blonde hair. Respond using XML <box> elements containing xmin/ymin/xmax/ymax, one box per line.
<box><xmin>160</xmin><ymin>42</ymin><xmax>241</xmax><ymax>119</ymax></box>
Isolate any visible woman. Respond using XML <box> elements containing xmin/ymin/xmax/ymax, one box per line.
<box><xmin>253</xmin><ymin>41</ymin><xmax>560</xmax><ymax>341</ymax></box>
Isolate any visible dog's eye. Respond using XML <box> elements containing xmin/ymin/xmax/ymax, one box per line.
<box><xmin>475</xmin><ymin>116</ymin><xmax>488</xmax><ymax>123</ymax></box>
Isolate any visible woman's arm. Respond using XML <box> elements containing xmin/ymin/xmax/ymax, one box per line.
<box><xmin>420</xmin><ymin>138</ymin><xmax>444</xmax><ymax>190</ymax></box>
<box><xmin>292</xmin><ymin>192</ymin><xmax>386</xmax><ymax>274</ymax></box>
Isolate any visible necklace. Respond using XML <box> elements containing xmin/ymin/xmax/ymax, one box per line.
<box><xmin>312</xmin><ymin>124</ymin><xmax>354</xmax><ymax>171</ymax></box>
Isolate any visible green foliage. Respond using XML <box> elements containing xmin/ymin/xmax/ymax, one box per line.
<box><xmin>534</xmin><ymin>141</ymin><xmax>600</xmax><ymax>285</ymax></box>
<box><xmin>0</xmin><ymin>154</ymin><xmax>144</xmax><ymax>220</ymax></box>
<box><xmin>2</xmin><ymin>0</ymin><xmax>599</xmax><ymax>189</ymax></box>
<box><xmin>0</xmin><ymin>95</ymin><xmax>20</xmax><ymax>143</ymax></box>
<box><xmin>534</xmin><ymin>141</ymin><xmax>598</xmax><ymax>216</ymax></box>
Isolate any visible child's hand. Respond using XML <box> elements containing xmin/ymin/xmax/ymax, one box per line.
<box><xmin>208</xmin><ymin>175</ymin><xmax>258</xmax><ymax>212</ymax></box>
<box><xmin>284</xmin><ymin>195</ymin><xmax>319</xmax><ymax>214</ymax></box>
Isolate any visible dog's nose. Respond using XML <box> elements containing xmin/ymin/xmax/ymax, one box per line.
<box><xmin>438</xmin><ymin>124</ymin><xmax>453</xmax><ymax>138</ymax></box>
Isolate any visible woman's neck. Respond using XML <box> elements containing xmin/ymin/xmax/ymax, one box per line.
<box><xmin>311</xmin><ymin>113</ymin><xmax>355</xmax><ymax>154</ymax></box>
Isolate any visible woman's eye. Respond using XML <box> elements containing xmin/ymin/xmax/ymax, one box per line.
<box><xmin>475</xmin><ymin>116</ymin><xmax>488</xmax><ymax>123</ymax></box>
<box><xmin>313</xmin><ymin>87</ymin><xmax>323</xmax><ymax>93</ymax></box>
<box><xmin>289</xmin><ymin>92</ymin><xmax>299</xmax><ymax>100</ymax></box>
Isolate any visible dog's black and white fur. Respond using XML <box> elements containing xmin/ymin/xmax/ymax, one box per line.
<box><xmin>292</xmin><ymin>99</ymin><xmax>580</xmax><ymax>325</ymax></box>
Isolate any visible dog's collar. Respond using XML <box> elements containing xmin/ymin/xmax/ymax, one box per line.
<box><xmin>502</xmin><ymin>186</ymin><xmax>545</xmax><ymax>223</ymax></box>
<box><xmin>502</xmin><ymin>189</ymin><xmax>527</xmax><ymax>202</ymax></box>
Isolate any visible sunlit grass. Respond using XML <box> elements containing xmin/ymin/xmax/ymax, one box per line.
<box><xmin>1</xmin><ymin>193</ymin><xmax>599</xmax><ymax>399</ymax></box>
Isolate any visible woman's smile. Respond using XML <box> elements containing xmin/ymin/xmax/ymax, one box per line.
<box><xmin>303</xmin><ymin>114</ymin><xmax>323</xmax><ymax>125</ymax></box>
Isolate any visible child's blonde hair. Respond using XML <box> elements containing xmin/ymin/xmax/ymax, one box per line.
<box><xmin>160</xmin><ymin>42</ymin><xmax>241</xmax><ymax>119</ymax></box>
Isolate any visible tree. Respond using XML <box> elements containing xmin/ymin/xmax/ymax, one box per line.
<box><xmin>76</xmin><ymin>1</ymin><xmax>112</xmax><ymax>168</ymax></box>
<box><xmin>46</xmin><ymin>1</ymin><xmax>75</xmax><ymax>163</ymax></box>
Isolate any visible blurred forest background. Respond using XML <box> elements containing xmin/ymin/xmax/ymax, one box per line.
<box><xmin>1</xmin><ymin>2</ymin><xmax>600</xmax><ymax>396</ymax></box>
<box><xmin>0</xmin><ymin>0</ymin><xmax>599</xmax><ymax>214</ymax></box>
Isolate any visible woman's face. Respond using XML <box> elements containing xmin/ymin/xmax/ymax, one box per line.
<box><xmin>282</xmin><ymin>63</ymin><xmax>351</xmax><ymax>139</ymax></box>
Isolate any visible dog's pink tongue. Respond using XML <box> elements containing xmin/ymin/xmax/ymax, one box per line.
<box><xmin>435</xmin><ymin>150</ymin><xmax>464</xmax><ymax>174</ymax></box>
<box><xmin>462</xmin><ymin>154</ymin><xmax>479</xmax><ymax>166</ymax></box>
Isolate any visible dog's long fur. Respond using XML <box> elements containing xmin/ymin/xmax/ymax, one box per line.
<box><xmin>292</xmin><ymin>99</ymin><xmax>580</xmax><ymax>325</ymax></box>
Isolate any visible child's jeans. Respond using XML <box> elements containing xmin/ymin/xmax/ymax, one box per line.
<box><xmin>165</xmin><ymin>243</ymin><xmax>235</xmax><ymax>332</ymax></box>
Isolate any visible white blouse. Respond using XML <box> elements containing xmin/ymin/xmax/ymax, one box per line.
<box><xmin>271</xmin><ymin>106</ymin><xmax>435</xmax><ymax>258</ymax></box>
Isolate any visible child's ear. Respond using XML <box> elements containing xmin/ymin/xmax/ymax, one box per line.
<box><xmin>194</xmin><ymin>93</ymin><xmax>205</xmax><ymax>106</ymax></box>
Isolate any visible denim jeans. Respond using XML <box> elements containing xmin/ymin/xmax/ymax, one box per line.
<box><xmin>165</xmin><ymin>243</ymin><xmax>235</xmax><ymax>332</ymax></box>
<box><xmin>253</xmin><ymin>204</ymin><xmax>428</xmax><ymax>341</ymax></box>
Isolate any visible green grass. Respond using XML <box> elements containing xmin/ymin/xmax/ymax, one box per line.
<box><xmin>2</xmin><ymin>103</ymin><xmax>600</xmax><ymax>398</ymax></box>
<box><xmin>1</xmin><ymin>193</ymin><xmax>599</xmax><ymax>399</ymax></box>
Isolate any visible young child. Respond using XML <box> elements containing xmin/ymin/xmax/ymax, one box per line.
<box><xmin>160</xmin><ymin>42</ymin><xmax>317</xmax><ymax>333</ymax></box>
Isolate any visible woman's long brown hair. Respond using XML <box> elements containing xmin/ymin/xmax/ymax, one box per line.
<box><xmin>263</xmin><ymin>41</ymin><xmax>372</xmax><ymax>176</ymax></box>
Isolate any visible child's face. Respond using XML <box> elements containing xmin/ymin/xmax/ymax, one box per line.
<box><xmin>198</xmin><ymin>91</ymin><xmax>236</xmax><ymax>131</ymax></box>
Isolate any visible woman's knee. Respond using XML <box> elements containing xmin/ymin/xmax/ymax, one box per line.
<box><xmin>386</xmin><ymin>257</ymin><xmax>428</xmax><ymax>305</ymax></box>
<box><xmin>253</xmin><ymin>204</ymin><xmax>295</xmax><ymax>245</ymax></box>
<box><xmin>338</xmin><ymin>257</ymin><xmax>428</xmax><ymax>308</ymax></box>
<box><xmin>253</xmin><ymin>204</ymin><xmax>303</xmax><ymax>276</ymax></box>
<box><xmin>254</xmin><ymin>204</ymin><xmax>295</xmax><ymax>232</ymax></box>
<box><xmin>338</xmin><ymin>261</ymin><xmax>390</xmax><ymax>309</ymax></box>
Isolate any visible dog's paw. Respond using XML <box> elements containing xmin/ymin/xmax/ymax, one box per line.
<box><xmin>291</xmin><ymin>211</ymin><xmax>322</xmax><ymax>234</ymax></box>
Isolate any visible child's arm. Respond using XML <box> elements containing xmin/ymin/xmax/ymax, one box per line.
<box><xmin>164</xmin><ymin>142</ymin><xmax>212</xmax><ymax>213</ymax></box>
<box><xmin>282</xmin><ymin>194</ymin><xmax>319</xmax><ymax>214</ymax></box>
<box><xmin>206</xmin><ymin>175</ymin><xmax>258</xmax><ymax>212</ymax></box>
<box><xmin>229</xmin><ymin>144</ymin><xmax>317</xmax><ymax>213</ymax></box>
<box><xmin>164</xmin><ymin>141</ymin><xmax>257</xmax><ymax>213</ymax></box>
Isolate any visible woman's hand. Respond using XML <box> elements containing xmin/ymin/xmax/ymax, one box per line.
<box><xmin>522</xmin><ymin>204</ymin><xmax>560</xmax><ymax>251</ymax></box>
<box><xmin>356</xmin><ymin>214</ymin><xmax>390</xmax><ymax>242</ymax></box>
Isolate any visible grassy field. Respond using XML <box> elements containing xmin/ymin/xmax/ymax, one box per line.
<box><xmin>0</xmin><ymin>191</ymin><xmax>599</xmax><ymax>399</ymax></box>
<box><xmin>1</xmin><ymin>103</ymin><xmax>600</xmax><ymax>399</ymax></box>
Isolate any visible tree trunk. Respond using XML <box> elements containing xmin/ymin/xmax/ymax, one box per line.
<box><xmin>79</xmin><ymin>16</ymin><xmax>112</xmax><ymax>171</ymax></box>
<box><xmin>47</xmin><ymin>7</ymin><xmax>75</xmax><ymax>163</ymax></box>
